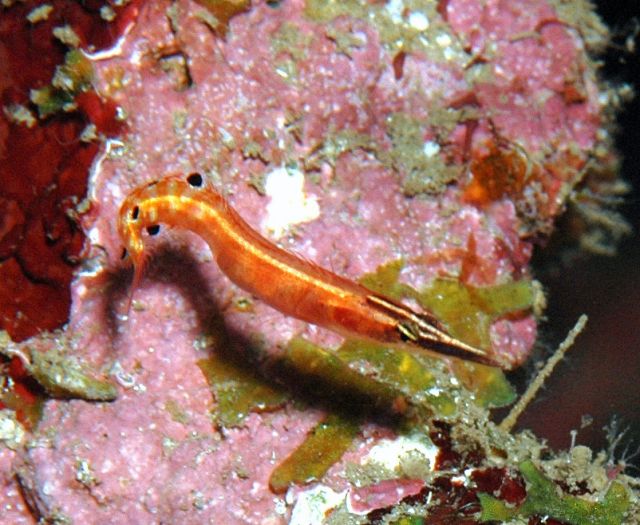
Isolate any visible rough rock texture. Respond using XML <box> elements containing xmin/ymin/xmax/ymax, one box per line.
<box><xmin>1</xmin><ymin>0</ymin><xmax>630</xmax><ymax>523</ymax></box>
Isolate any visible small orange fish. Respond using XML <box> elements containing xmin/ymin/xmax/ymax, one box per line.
<box><xmin>118</xmin><ymin>173</ymin><xmax>504</xmax><ymax>368</ymax></box>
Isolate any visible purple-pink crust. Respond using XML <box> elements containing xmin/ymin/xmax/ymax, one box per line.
<box><xmin>3</xmin><ymin>1</ymin><xmax>611</xmax><ymax>522</ymax></box>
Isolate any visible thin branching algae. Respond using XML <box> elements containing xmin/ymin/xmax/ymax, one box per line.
<box><xmin>500</xmin><ymin>315</ymin><xmax>588</xmax><ymax>433</ymax></box>
<box><xmin>478</xmin><ymin>460</ymin><xmax>631</xmax><ymax>525</ymax></box>
<box><xmin>269</xmin><ymin>413</ymin><xmax>359</xmax><ymax>493</ymax></box>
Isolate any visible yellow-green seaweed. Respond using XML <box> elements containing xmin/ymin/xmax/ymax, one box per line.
<box><xmin>335</xmin><ymin>340</ymin><xmax>456</xmax><ymax>416</ymax></box>
<box><xmin>451</xmin><ymin>361</ymin><xmax>516</xmax><ymax>408</ymax></box>
<box><xmin>358</xmin><ymin>259</ymin><xmax>409</xmax><ymax>300</ymax></box>
<box><xmin>30</xmin><ymin>50</ymin><xmax>93</xmax><ymax>118</ymax></box>
<box><xmin>383</xmin><ymin>113</ymin><xmax>460</xmax><ymax>195</ymax></box>
<box><xmin>478</xmin><ymin>460</ymin><xmax>630</xmax><ymax>525</ymax></box>
<box><xmin>418</xmin><ymin>278</ymin><xmax>534</xmax><ymax>349</ymax></box>
<box><xmin>419</xmin><ymin>278</ymin><xmax>534</xmax><ymax>407</ymax></box>
<box><xmin>283</xmin><ymin>337</ymin><xmax>407</xmax><ymax>412</ymax></box>
<box><xmin>390</xmin><ymin>518</ymin><xmax>426</xmax><ymax>525</ymax></box>
<box><xmin>360</xmin><ymin>261</ymin><xmax>532</xmax><ymax>408</ymax></box>
<box><xmin>197</xmin><ymin>354</ymin><xmax>288</xmax><ymax>428</ymax></box>
<box><xmin>269</xmin><ymin>413</ymin><xmax>359</xmax><ymax>493</ymax></box>
<box><xmin>29</xmin><ymin>349</ymin><xmax>117</xmax><ymax>401</ymax></box>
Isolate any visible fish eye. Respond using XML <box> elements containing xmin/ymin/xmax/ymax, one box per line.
<box><xmin>131</xmin><ymin>206</ymin><xmax>140</xmax><ymax>221</ymax></box>
<box><xmin>120</xmin><ymin>247</ymin><xmax>128</xmax><ymax>260</ymax></box>
<box><xmin>187</xmin><ymin>173</ymin><xmax>203</xmax><ymax>188</ymax></box>
<box><xmin>146</xmin><ymin>224</ymin><xmax>160</xmax><ymax>236</ymax></box>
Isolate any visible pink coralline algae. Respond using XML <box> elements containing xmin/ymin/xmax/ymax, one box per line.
<box><xmin>0</xmin><ymin>1</ymin><xmax>632</xmax><ymax>524</ymax></box>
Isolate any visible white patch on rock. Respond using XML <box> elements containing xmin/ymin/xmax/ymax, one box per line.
<box><xmin>0</xmin><ymin>410</ymin><xmax>25</xmax><ymax>450</ymax></box>
<box><xmin>423</xmin><ymin>140</ymin><xmax>440</xmax><ymax>158</ymax></box>
<box><xmin>385</xmin><ymin>0</ymin><xmax>404</xmax><ymax>24</ymax></box>
<box><xmin>435</xmin><ymin>33</ymin><xmax>452</xmax><ymax>47</ymax></box>
<box><xmin>364</xmin><ymin>433</ymin><xmax>439</xmax><ymax>473</ymax></box>
<box><xmin>288</xmin><ymin>485</ymin><xmax>346</xmax><ymax>525</ymax></box>
<box><xmin>408</xmin><ymin>11</ymin><xmax>429</xmax><ymax>31</ymax></box>
<box><xmin>263</xmin><ymin>166</ymin><xmax>319</xmax><ymax>239</ymax></box>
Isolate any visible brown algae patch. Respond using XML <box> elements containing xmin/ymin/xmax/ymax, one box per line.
<box><xmin>269</xmin><ymin>413</ymin><xmax>359</xmax><ymax>493</ymax></box>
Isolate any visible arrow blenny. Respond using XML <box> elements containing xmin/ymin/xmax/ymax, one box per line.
<box><xmin>118</xmin><ymin>173</ymin><xmax>504</xmax><ymax>368</ymax></box>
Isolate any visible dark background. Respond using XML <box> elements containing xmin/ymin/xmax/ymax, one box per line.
<box><xmin>513</xmin><ymin>1</ymin><xmax>640</xmax><ymax>469</ymax></box>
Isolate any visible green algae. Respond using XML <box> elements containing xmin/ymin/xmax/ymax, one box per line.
<box><xmin>29</xmin><ymin>349</ymin><xmax>117</xmax><ymax>401</ymax></box>
<box><xmin>197</xmin><ymin>354</ymin><xmax>288</xmax><ymax>428</ymax></box>
<box><xmin>360</xmin><ymin>260</ymin><xmax>533</xmax><ymax>407</ymax></box>
<box><xmin>452</xmin><ymin>361</ymin><xmax>516</xmax><ymax>408</ymax></box>
<box><xmin>269</xmin><ymin>413</ymin><xmax>359</xmax><ymax>493</ymax></box>
<box><xmin>303</xmin><ymin>0</ymin><xmax>466</xmax><ymax>61</ymax></box>
<box><xmin>303</xmin><ymin>0</ymin><xmax>367</xmax><ymax>24</ymax></box>
<box><xmin>284</xmin><ymin>335</ymin><xmax>465</xmax><ymax>417</ymax></box>
<box><xmin>388</xmin><ymin>518</ymin><xmax>425</xmax><ymax>525</ymax></box>
<box><xmin>305</xmin><ymin>128</ymin><xmax>375</xmax><ymax>171</ymax></box>
<box><xmin>417</xmin><ymin>278</ymin><xmax>534</xmax><ymax>350</ymax></box>
<box><xmin>325</xmin><ymin>23</ymin><xmax>367</xmax><ymax>58</ymax></box>
<box><xmin>360</xmin><ymin>259</ymin><xmax>535</xmax><ymax>339</ymax></box>
<box><xmin>269</xmin><ymin>335</ymin><xmax>468</xmax><ymax>494</ymax></box>
<box><xmin>271</xmin><ymin>21</ymin><xmax>313</xmax><ymax>61</ymax></box>
<box><xmin>358</xmin><ymin>259</ymin><xmax>408</xmax><ymax>300</ymax></box>
<box><xmin>324</xmin><ymin>260</ymin><xmax>535</xmax><ymax>415</ymax></box>
<box><xmin>164</xmin><ymin>399</ymin><xmax>191</xmax><ymax>425</ymax></box>
<box><xmin>417</xmin><ymin>278</ymin><xmax>534</xmax><ymax>406</ymax></box>
<box><xmin>383</xmin><ymin>113</ymin><xmax>460</xmax><ymax>195</ymax></box>
<box><xmin>30</xmin><ymin>49</ymin><xmax>93</xmax><ymax>118</ymax></box>
<box><xmin>283</xmin><ymin>337</ymin><xmax>406</xmax><ymax>412</ymax></box>
<box><xmin>270</xmin><ymin>20</ymin><xmax>312</xmax><ymax>84</ymax></box>
<box><xmin>335</xmin><ymin>340</ymin><xmax>456</xmax><ymax>416</ymax></box>
<box><xmin>478</xmin><ymin>460</ymin><xmax>630</xmax><ymax>525</ymax></box>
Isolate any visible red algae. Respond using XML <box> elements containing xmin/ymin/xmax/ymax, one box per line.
<box><xmin>0</xmin><ymin>1</ymin><xmax>136</xmax><ymax>341</ymax></box>
<box><xmin>0</xmin><ymin>355</ymin><xmax>44</xmax><ymax>431</ymax></box>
